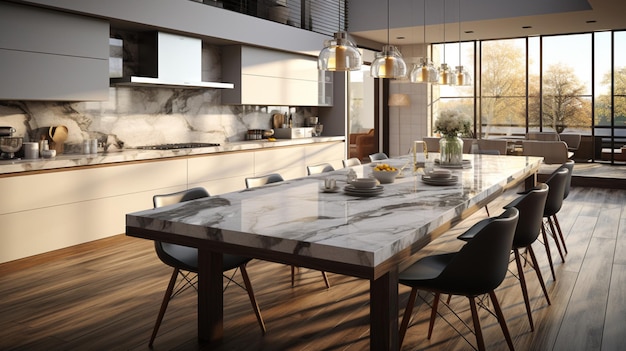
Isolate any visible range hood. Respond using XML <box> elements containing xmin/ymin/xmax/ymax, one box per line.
<box><xmin>111</xmin><ymin>32</ymin><xmax>234</xmax><ymax>89</ymax></box>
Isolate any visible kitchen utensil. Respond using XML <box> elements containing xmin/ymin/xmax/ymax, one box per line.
<box><xmin>272</xmin><ymin>114</ymin><xmax>284</xmax><ymax>129</ymax></box>
<box><xmin>350</xmin><ymin>177</ymin><xmax>377</xmax><ymax>189</ymax></box>
<box><xmin>372</xmin><ymin>169</ymin><xmax>400</xmax><ymax>184</ymax></box>
<box><xmin>262</xmin><ymin>129</ymin><xmax>274</xmax><ymax>138</ymax></box>
<box><xmin>0</xmin><ymin>126</ymin><xmax>16</xmax><ymax>137</ymax></box>
<box><xmin>23</xmin><ymin>142</ymin><xmax>39</xmax><ymax>159</ymax></box>
<box><xmin>306</xmin><ymin>116</ymin><xmax>319</xmax><ymax>126</ymax></box>
<box><xmin>0</xmin><ymin>136</ymin><xmax>23</xmax><ymax>159</ymax></box>
<box><xmin>49</xmin><ymin>125</ymin><xmax>68</xmax><ymax>154</ymax></box>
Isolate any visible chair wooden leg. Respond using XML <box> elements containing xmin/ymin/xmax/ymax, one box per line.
<box><xmin>552</xmin><ymin>214</ymin><xmax>568</xmax><ymax>254</ymax></box>
<box><xmin>149</xmin><ymin>268</ymin><xmax>179</xmax><ymax>347</ymax></box>
<box><xmin>399</xmin><ymin>287</ymin><xmax>419</xmax><ymax>347</ymax></box>
<box><xmin>484</xmin><ymin>205</ymin><xmax>490</xmax><ymax>217</ymax></box>
<box><xmin>321</xmin><ymin>271</ymin><xmax>331</xmax><ymax>289</ymax></box>
<box><xmin>527</xmin><ymin>246</ymin><xmax>551</xmax><ymax>305</ymax></box>
<box><xmin>541</xmin><ymin>224</ymin><xmax>557</xmax><ymax>281</ymax></box>
<box><xmin>547</xmin><ymin>217</ymin><xmax>565</xmax><ymax>263</ymax></box>
<box><xmin>428</xmin><ymin>292</ymin><xmax>441</xmax><ymax>339</ymax></box>
<box><xmin>239</xmin><ymin>264</ymin><xmax>266</xmax><ymax>335</ymax></box>
<box><xmin>489</xmin><ymin>291</ymin><xmax>515</xmax><ymax>351</ymax></box>
<box><xmin>468</xmin><ymin>296</ymin><xmax>486</xmax><ymax>351</ymax></box>
<box><xmin>513</xmin><ymin>248</ymin><xmax>534</xmax><ymax>331</ymax></box>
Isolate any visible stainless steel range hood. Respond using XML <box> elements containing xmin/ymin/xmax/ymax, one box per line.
<box><xmin>111</xmin><ymin>32</ymin><xmax>234</xmax><ymax>89</ymax></box>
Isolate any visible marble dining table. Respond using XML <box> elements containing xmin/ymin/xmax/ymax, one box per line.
<box><xmin>125</xmin><ymin>153</ymin><xmax>543</xmax><ymax>350</ymax></box>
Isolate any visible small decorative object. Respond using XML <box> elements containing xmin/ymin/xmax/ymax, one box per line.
<box><xmin>434</xmin><ymin>109</ymin><xmax>471</xmax><ymax>165</ymax></box>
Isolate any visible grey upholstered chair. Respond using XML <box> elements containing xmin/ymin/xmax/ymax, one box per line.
<box><xmin>150</xmin><ymin>187</ymin><xmax>265</xmax><ymax>347</ymax></box>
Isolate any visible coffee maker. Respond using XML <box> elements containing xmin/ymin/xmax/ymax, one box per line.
<box><xmin>0</xmin><ymin>127</ymin><xmax>23</xmax><ymax>159</ymax></box>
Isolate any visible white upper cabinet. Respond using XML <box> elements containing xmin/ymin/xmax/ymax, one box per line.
<box><xmin>221</xmin><ymin>45</ymin><xmax>332</xmax><ymax>106</ymax></box>
<box><xmin>0</xmin><ymin>2</ymin><xmax>109</xmax><ymax>101</ymax></box>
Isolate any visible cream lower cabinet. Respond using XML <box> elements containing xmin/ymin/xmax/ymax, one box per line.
<box><xmin>0</xmin><ymin>141</ymin><xmax>345</xmax><ymax>263</ymax></box>
<box><xmin>0</xmin><ymin>159</ymin><xmax>188</xmax><ymax>263</ymax></box>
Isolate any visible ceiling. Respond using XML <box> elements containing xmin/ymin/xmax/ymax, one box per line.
<box><xmin>348</xmin><ymin>0</ymin><xmax>626</xmax><ymax>48</ymax></box>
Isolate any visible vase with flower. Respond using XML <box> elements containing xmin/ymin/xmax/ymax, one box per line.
<box><xmin>434</xmin><ymin>109</ymin><xmax>471</xmax><ymax>165</ymax></box>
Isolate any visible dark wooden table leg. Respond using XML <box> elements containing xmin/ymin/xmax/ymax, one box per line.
<box><xmin>370</xmin><ymin>268</ymin><xmax>399</xmax><ymax>351</ymax></box>
<box><xmin>198</xmin><ymin>248</ymin><xmax>224</xmax><ymax>346</ymax></box>
<box><xmin>525</xmin><ymin>172</ymin><xmax>537</xmax><ymax>190</ymax></box>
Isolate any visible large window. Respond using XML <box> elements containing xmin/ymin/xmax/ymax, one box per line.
<box><xmin>431</xmin><ymin>30</ymin><xmax>626</xmax><ymax>163</ymax></box>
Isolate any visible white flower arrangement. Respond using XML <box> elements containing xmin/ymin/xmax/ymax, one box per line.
<box><xmin>434</xmin><ymin>109</ymin><xmax>471</xmax><ymax>137</ymax></box>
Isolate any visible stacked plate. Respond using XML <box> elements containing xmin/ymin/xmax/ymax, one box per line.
<box><xmin>421</xmin><ymin>175</ymin><xmax>458</xmax><ymax>186</ymax></box>
<box><xmin>343</xmin><ymin>184</ymin><xmax>384</xmax><ymax>197</ymax></box>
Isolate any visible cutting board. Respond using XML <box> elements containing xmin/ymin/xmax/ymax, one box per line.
<box><xmin>272</xmin><ymin>114</ymin><xmax>284</xmax><ymax>129</ymax></box>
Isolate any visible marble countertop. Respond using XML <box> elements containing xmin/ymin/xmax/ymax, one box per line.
<box><xmin>126</xmin><ymin>154</ymin><xmax>543</xmax><ymax>269</ymax></box>
<box><xmin>0</xmin><ymin>136</ymin><xmax>344</xmax><ymax>176</ymax></box>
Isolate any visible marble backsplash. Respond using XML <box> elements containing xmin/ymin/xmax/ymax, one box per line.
<box><xmin>0</xmin><ymin>94</ymin><xmax>315</xmax><ymax>154</ymax></box>
<box><xmin>0</xmin><ymin>29</ymin><xmax>317</xmax><ymax>154</ymax></box>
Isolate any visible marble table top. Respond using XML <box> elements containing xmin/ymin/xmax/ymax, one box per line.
<box><xmin>126</xmin><ymin>154</ymin><xmax>542</xmax><ymax>269</ymax></box>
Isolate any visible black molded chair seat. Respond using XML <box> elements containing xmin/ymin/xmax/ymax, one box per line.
<box><xmin>150</xmin><ymin>187</ymin><xmax>266</xmax><ymax>347</ymax></box>
<box><xmin>459</xmin><ymin>183</ymin><xmax>551</xmax><ymax>332</ymax></box>
<box><xmin>542</xmin><ymin>167</ymin><xmax>569</xmax><ymax>280</ymax></box>
<box><xmin>399</xmin><ymin>208</ymin><xmax>519</xmax><ymax>350</ymax></box>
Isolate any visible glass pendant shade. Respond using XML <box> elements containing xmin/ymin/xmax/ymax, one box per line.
<box><xmin>370</xmin><ymin>45</ymin><xmax>407</xmax><ymax>79</ymax></box>
<box><xmin>318</xmin><ymin>32</ymin><xmax>362</xmax><ymax>71</ymax></box>
<box><xmin>409</xmin><ymin>58</ymin><xmax>439</xmax><ymax>83</ymax></box>
<box><xmin>454</xmin><ymin>65</ymin><xmax>472</xmax><ymax>86</ymax></box>
<box><xmin>438</xmin><ymin>63</ymin><xmax>456</xmax><ymax>85</ymax></box>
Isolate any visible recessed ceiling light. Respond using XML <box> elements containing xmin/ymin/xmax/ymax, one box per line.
<box><xmin>464</xmin><ymin>30</ymin><xmax>474</xmax><ymax>34</ymax></box>
<box><xmin>586</xmin><ymin>20</ymin><xmax>597</xmax><ymax>24</ymax></box>
<box><xmin>522</xmin><ymin>26</ymin><xmax>532</xmax><ymax>29</ymax></box>
<box><xmin>396</xmin><ymin>36</ymin><xmax>405</xmax><ymax>40</ymax></box>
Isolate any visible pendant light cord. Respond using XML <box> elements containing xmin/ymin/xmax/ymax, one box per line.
<box><xmin>386</xmin><ymin>0</ymin><xmax>390</xmax><ymax>45</ymax></box>
<box><xmin>458</xmin><ymin>0</ymin><xmax>461</xmax><ymax>65</ymax></box>
<box><xmin>442</xmin><ymin>0</ymin><xmax>446</xmax><ymax>63</ymax></box>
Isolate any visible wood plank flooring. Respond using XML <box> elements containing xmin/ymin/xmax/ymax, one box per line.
<box><xmin>1</xmin><ymin>185</ymin><xmax>624</xmax><ymax>351</ymax></box>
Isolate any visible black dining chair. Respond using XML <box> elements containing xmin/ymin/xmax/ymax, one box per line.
<box><xmin>149</xmin><ymin>187</ymin><xmax>266</xmax><ymax>347</ymax></box>
<box><xmin>398</xmin><ymin>208</ymin><xmax>519</xmax><ymax>350</ymax></box>
<box><xmin>244</xmin><ymin>174</ymin><xmax>331</xmax><ymax>289</ymax></box>
<box><xmin>306</xmin><ymin>163</ymin><xmax>335</xmax><ymax>175</ymax></box>
<box><xmin>459</xmin><ymin>183</ymin><xmax>551</xmax><ymax>332</ymax></box>
<box><xmin>542</xmin><ymin>167</ymin><xmax>569</xmax><ymax>280</ymax></box>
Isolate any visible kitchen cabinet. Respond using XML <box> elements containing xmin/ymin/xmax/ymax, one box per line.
<box><xmin>222</xmin><ymin>45</ymin><xmax>332</xmax><ymax>106</ymax></box>
<box><xmin>0</xmin><ymin>141</ymin><xmax>344</xmax><ymax>263</ymax></box>
<box><xmin>0</xmin><ymin>2</ymin><xmax>109</xmax><ymax>101</ymax></box>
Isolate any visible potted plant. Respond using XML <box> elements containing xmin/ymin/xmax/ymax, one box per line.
<box><xmin>434</xmin><ymin>109</ymin><xmax>471</xmax><ymax>165</ymax></box>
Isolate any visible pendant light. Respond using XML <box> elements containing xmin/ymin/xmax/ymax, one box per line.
<box><xmin>409</xmin><ymin>0</ymin><xmax>438</xmax><ymax>84</ymax></box>
<box><xmin>318</xmin><ymin>0</ymin><xmax>362</xmax><ymax>71</ymax></box>
<box><xmin>371</xmin><ymin>0</ymin><xmax>407</xmax><ymax>79</ymax></box>
<box><xmin>438</xmin><ymin>0</ymin><xmax>455</xmax><ymax>85</ymax></box>
<box><xmin>454</xmin><ymin>0</ymin><xmax>472</xmax><ymax>86</ymax></box>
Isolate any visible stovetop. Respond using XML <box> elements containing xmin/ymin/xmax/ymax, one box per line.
<box><xmin>136</xmin><ymin>142</ymin><xmax>221</xmax><ymax>150</ymax></box>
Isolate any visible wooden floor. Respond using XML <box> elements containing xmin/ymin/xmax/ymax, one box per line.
<box><xmin>1</xmin><ymin>185</ymin><xmax>625</xmax><ymax>351</ymax></box>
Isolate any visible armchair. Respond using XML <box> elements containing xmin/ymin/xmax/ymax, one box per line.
<box><xmin>349</xmin><ymin>129</ymin><xmax>376</xmax><ymax>162</ymax></box>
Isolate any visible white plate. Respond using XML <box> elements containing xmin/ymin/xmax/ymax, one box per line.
<box><xmin>343</xmin><ymin>184</ymin><xmax>384</xmax><ymax>196</ymax></box>
<box><xmin>421</xmin><ymin>175</ymin><xmax>458</xmax><ymax>186</ymax></box>
<box><xmin>434</xmin><ymin>159</ymin><xmax>472</xmax><ymax>169</ymax></box>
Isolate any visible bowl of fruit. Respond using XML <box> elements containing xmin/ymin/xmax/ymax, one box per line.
<box><xmin>371</xmin><ymin>163</ymin><xmax>400</xmax><ymax>184</ymax></box>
